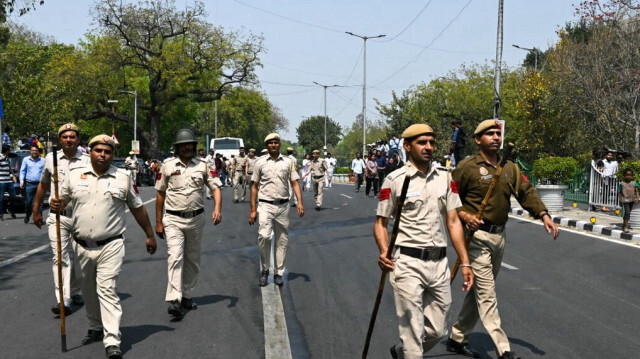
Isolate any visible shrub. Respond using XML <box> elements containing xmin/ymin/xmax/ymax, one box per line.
<box><xmin>334</xmin><ymin>167</ymin><xmax>351</xmax><ymax>174</ymax></box>
<box><xmin>532</xmin><ymin>156</ymin><xmax>578</xmax><ymax>185</ymax></box>
<box><xmin>616</xmin><ymin>161</ymin><xmax>640</xmax><ymax>183</ymax></box>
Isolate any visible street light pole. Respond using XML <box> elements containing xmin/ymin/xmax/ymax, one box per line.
<box><xmin>313</xmin><ymin>81</ymin><xmax>341</xmax><ymax>155</ymax></box>
<box><xmin>118</xmin><ymin>90</ymin><xmax>138</xmax><ymax>141</ymax></box>
<box><xmin>512</xmin><ymin>44</ymin><xmax>537</xmax><ymax>71</ymax></box>
<box><xmin>346</xmin><ymin>31</ymin><xmax>386</xmax><ymax>156</ymax></box>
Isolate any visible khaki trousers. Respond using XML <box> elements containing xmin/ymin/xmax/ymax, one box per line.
<box><xmin>164</xmin><ymin>213</ymin><xmax>205</xmax><ymax>302</ymax></box>
<box><xmin>450</xmin><ymin>230</ymin><xmax>510</xmax><ymax>356</ymax></box>
<box><xmin>233</xmin><ymin>172</ymin><xmax>247</xmax><ymax>201</ymax></box>
<box><xmin>47</xmin><ymin>213</ymin><xmax>81</xmax><ymax>306</ymax></box>
<box><xmin>257</xmin><ymin>202</ymin><xmax>289</xmax><ymax>275</ymax></box>
<box><xmin>73</xmin><ymin>238</ymin><xmax>125</xmax><ymax>347</ymax></box>
<box><xmin>390</xmin><ymin>252</ymin><xmax>451</xmax><ymax>359</ymax></box>
<box><xmin>312</xmin><ymin>178</ymin><xmax>325</xmax><ymax>207</ymax></box>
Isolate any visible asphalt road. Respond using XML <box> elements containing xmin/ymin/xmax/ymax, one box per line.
<box><xmin>1</xmin><ymin>181</ymin><xmax>639</xmax><ymax>359</ymax></box>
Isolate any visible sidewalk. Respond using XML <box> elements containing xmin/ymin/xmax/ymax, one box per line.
<box><xmin>509</xmin><ymin>199</ymin><xmax>640</xmax><ymax>243</ymax></box>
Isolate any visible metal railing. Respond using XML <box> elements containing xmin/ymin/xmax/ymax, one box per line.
<box><xmin>589</xmin><ymin>166</ymin><xmax>619</xmax><ymax>208</ymax></box>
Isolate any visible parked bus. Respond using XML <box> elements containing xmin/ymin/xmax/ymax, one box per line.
<box><xmin>209</xmin><ymin>137</ymin><xmax>244</xmax><ymax>159</ymax></box>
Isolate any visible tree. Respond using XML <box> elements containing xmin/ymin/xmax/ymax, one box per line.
<box><xmin>1</xmin><ymin>1</ymin><xmax>44</xmax><ymax>46</ymax></box>
<box><xmin>296</xmin><ymin>115</ymin><xmax>342</xmax><ymax>154</ymax></box>
<box><xmin>84</xmin><ymin>0</ymin><xmax>264</xmax><ymax>155</ymax></box>
<box><xmin>335</xmin><ymin>115</ymin><xmax>387</xmax><ymax>163</ymax></box>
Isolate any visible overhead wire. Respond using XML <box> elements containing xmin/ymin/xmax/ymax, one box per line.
<box><xmin>381</xmin><ymin>0</ymin><xmax>433</xmax><ymax>42</ymax></box>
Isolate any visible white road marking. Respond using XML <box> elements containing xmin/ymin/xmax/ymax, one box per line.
<box><xmin>0</xmin><ymin>197</ymin><xmax>156</xmax><ymax>269</ymax></box>
<box><xmin>262</xmin><ymin>280</ymin><xmax>292</xmax><ymax>359</ymax></box>
<box><xmin>501</xmin><ymin>262</ymin><xmax>519</xmax><ymax>270</ymax></box>
<box><xmin>340</xmin><ymin>193</ymin><xmax>352</xmax><ymax>199</ymax></box>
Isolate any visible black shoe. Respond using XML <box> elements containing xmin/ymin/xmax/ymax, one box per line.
<box><xmin>24</xmin><ymin>216</ymin><xmax>29</xmax><ymax>224</ymax></box>
<box><xmin>233</xmin><ymin>199</ymin><xmax>239</xmax><ymax>203</ymax></box>
<box><xmin>499</xmin><ymin>351</ymin><xmax>522</xmax><ymax>359</ymax></box>
<box><xmin>446</xmin><ymin>338</ymin><xmax>479</xmax><ymax>358</ymax></box>
<box><xmin>105</xmin><ymin>345</ymin><xmax>123</xmax><ymax>359</ymax></box>
<box><xmin>71</xmin><ymin>293</ymin><xmax>84</xmax><ymax>305</ymax></box>
<box><xmin>389</xmin><ymin>343</ymin><xmax>403</xmax><ymax>359</ymax></box>
<box><xmin>291</xmin><ymin>203</ymin><xmax>296</xmax><ymax>207</ymax></box>
<box><xmin>51</xmin><ymin>303</ymin><xmax>72</xmax><ymax>316</ymax></box>
<box><xmin>181</xmin><ymin>297</ymin><xmax>197</xmax><ymax>310</ymax></box>
<box><xmin>258</xmin><ymin>270</ymin><xmax>269</xmax><ymax>287</ymax></box>
<box><xmin>81</xmin><ymin>329</ymin><xmax>104</xmax><ymax>344</ymax></box>
<box><xmin>315</xmin><ymin>206</ymin><xmax>320</xmax><ymax>211</ymax></box>
<box><xmin>168</xmin><ymin>300</ymin><xmax>183</xmax><ymax>318</ymax></box>
<box><xmin>274</xmin><ymin>274</ymin><xmax>283</xmax><ymax>286</ymax></box>
<box><xmin>10</xmin><ymin>212</ymin><xmax>16</xmax><ymax>219</ymax></box>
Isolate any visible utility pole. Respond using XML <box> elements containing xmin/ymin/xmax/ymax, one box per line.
<box><xmin>346</xmin><ymin>31</ymin><xmax>386</xmax><ymax>156</ymax></box>
<box><xmin>313</xmin><ymin>81</ymin><xmax>343</xmax><ymax>155</ymax></box>
<box><xmin>214</xmin><ymin>100</ymin><xmax>218</xmax><ymax>138</ymax></box>
<box><xmin>494</xmin><ymin>0</ymin><xmax>504</xmax><ymax>119</ymax></box>
<box><xmin>512</xmin><ymin>44</ymin><xmax>537</xmax><ymax>71</ymax></box>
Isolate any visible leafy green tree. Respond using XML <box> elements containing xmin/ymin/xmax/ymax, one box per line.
<box><xmin>296</xmin><ymin>115</ymin><xmax>342</xmax><ymax>154</ymax></box>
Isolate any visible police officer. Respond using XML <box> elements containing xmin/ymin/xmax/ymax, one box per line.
<box><xmin>375</xmin><ymin>124</ymin><xmax>473</xmax><ymax>359</ymax></box>
<box><xmin>232</xmin><ymin>146</ymin><xmax>248</xmax><ymax>203</ymax></box>
<box><xmin>246</xmin><ymin>148</ymin><xmax>257</xmax><ymax>188</ymax></box>
<box><xmin>33</xmin><ymin>123</ymin><xmax>87</xmax><ymax>315</ymax></box>
<box><xmin>50</xmin><ymin>134</ymin><xmax>157</xmax><ymax>359</ymax></box>
<box><xmin>249</xmin><ymin>133</ymin><xmax>304</xmax><ymax>286</ymax></box>
<box><xmin>124</xmin><ymin>151</ymin><xmax>138</xmax><ymax>184</ymax></box>
<box><xmin>302</xmin><ymin>150</ymin><xmax>329</xmax><ymax>210</ymax></box>
<box><xmin>446</xmin><ymin>119</ymin><xmax>559</xmax><ymax>359</ymax></box>
<box><xmin>155</xmin><ymin>128</ymin><xmax>222</xmax><ymax>319</ymax></box>
<box><xmin>286</xmin><ymin>147</ymin><xmax>298</xmax><ymax>207</ymax></box>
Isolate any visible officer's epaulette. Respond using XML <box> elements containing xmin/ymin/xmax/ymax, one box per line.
<box><xmin>80</xmin><ymin>152</ymin><xmax>89</xmax><ymax>157</ymax></box>
<box><xmin>164</xmin><ymin>157</ymin><xmax>179</xmax><ymax>164</ymax></box>
<box><xmin>194</xmin><ymin>157</ymin><xmax>206</xmax><ymax>163</ymax></box>
<box><xmin>456</xmin><ymin>155</ymin><xmax>474</xmax><ymax>168</ymax></box>
<box><xmin>115</xmin><ymin>167</ymin><xmax>130</xmax><ymax>177</ymax></box>
<box><xmin>385</xmin><ymin>166</ymin><xmax>407</xmax><ymax>181</ymax></box>
<box><xmin>435</xmin><ymin>166</ymin><xmax>449</xmax><ymax>172</ymax></box>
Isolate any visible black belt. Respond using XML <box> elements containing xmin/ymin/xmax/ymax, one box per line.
<box><xmin>398</xmin><ymin>246</ymin><xmax>446</xmax><ymax>261</ymax></box>
<box><xmin>248</xmin><ymin>172</ymin><xmax>253</xmax><ymax>175</ymax></box>
<box><xmin>313</xmin><ymin>175</ymin><xmax>324</xmax><ymax>179</ymax></box>
<box><xmin>25</xmin><ymin>180</ymin><xmax>40</xmax><ymax>184</ymax></box>
<box><xmin>74</xmin><ymin>234</ymin><xmax>123</xmax><ymax>248</ymax></box>
<box><xmin>478</xmin><ymin>224</ymin><xmax>505</xmax><ymax>233</ymax></box>
<box><xmin>259</xmin><ymin>198</ymin><xmax>289</xmax><ymax>205</ymax></box>
<box><xmin>166</xmin><ymin>208</ymin><xmax>204</xmax><ymax>218</ymax></box>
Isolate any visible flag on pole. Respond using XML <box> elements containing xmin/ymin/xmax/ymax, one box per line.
<box><xmin>111</xmin><ymin>132</ymin><xmax>121</xmax><ymax>146</ymax></box>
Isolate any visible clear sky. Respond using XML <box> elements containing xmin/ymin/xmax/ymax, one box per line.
<box><xmin>11</xmin><ymin>0</ymin><xmax>579</xmax><ymax>141</ymax></box>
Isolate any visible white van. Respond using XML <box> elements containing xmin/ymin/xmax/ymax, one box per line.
<box><xmin>209</xmin><ymin>137</ymin><xmax>244</xmax><ymax>159</ymax></box>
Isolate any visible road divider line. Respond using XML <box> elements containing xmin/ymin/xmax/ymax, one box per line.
<box><xmin>262</xmin><ymin>276</ymin><xmax>292</xmax><ymax>359</ymax></box>
<box><xmin>340</xmin><ymin>194</ymin><xmax>352</xmax><ymax>199</ymax></box>
<box><xmin>501</xmin><ymin>262</ymin><xmax>519</xmax><ymax>270</ymax></box>
<box><xmin>0</xmin><ymin>197</ymin><xmax>157</xmax><ymax>269</ymax></box>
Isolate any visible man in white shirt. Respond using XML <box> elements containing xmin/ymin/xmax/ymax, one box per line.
<box><xmin>325</xmin><ymin>152</ymin><xmax>337</xmax><ymax>188</ymax></box>
<box><xmin>350</xmin><ymin>153</ymin><xmax>365</xmax><ymax>192</ymax></box>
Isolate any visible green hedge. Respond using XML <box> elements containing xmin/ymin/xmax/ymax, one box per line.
<box><xmin>532</xmin><ymin>156</ymin><xmax>578</xmax><ymax>185</ymax></box>
<box><xmin>616</xmin><ymin>161</ymin><xmax>640</xmax><ymax>182</ymax></box>
<box><xmin>334</xmin><ymin>167</ymin><xmax>351</xmax><ymax>174</ymax></box>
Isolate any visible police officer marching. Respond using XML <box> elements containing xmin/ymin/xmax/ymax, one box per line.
<box><xmin>302</xmin><ymin>149</ymin><xmax>329</xmax><ymax>210</ymax></box>
<box><xmin>249</xmin><ymin>133</ymin><xmax>304</xmax><ymax>286</ymax></box>
<box><xmin>33</xmin><ymin>123</ymin><xmax>87</xmax><ymax>316</ymax></box>
<box><xmin>50</xmin><ymin>134</ymin><xmax>157</xmax><ymax>359</ymax></box>
<box><xmin>246</xmin><ymin>148</ymin><xmax>257</xmax><ymax>188</ymax></box>
<box><xmin>446</xmin><ymin>119</ymin><xmax>559</xmax><ymax>359</ymax></box>
<box><xmin>155</xmin><ymin>128</ymin><xmax>222</xmax><ymax>320</ymax></box>
<box><xmin>232</xmin><ymin>146</ymin><xmax>248</xmax><ymax>203</ymax></box>
<box><xmin>286</xmin><ymin>147</ymin><xmax>298</xmax><ymax>207</ymax></box>
<box><xmin>124</xmin><ymin>151</ymin><xmax>138</xmax><ymax>184</ymax></box>
<box><xmin>375</xmin><ymin>124</ymin><xmax>473</xmax><ymax>359</ymax></box>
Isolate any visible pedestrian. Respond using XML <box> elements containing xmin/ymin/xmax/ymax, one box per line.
<box><xmin>205</xmin><ymin>149</ymin><xmax>216</xmax><ymax>199</ymax></box>
<box><xmin>18</xmin><ymin>134</ymin><xmax>29</xmax><ymax>150</ymax></box>
<box><xmin>376</xmin><ymin>150</ymin><xmax>387</xmax><ymax>184</ymax></box>
<box><xmin>351</xmin><ymin>152</ymin><xmax>366</xmax><ymax>192</ymax></box>
<box><xmin>302</xmin><ymin>149</ymin><xmax>329</xmax><ymax>210</ymax></box>
<box><xmin>301</xmin><ymin>154</ymin><xmax>311</xmax><ymax>192</ymax></box>
<box><xmin>248</xmin><ymin>133</ymin><xmax>304</xmax><ymax>286</ymax></box>
<box><xmin>37</xmin><ymin>136</ymin><xmax>46</xmax><ymax>157</ymax></box>
<box><xmin>19</xmin><ymin>145</ymin><xmax>44</xmax><ymax>223</ymax></box>
<box><xmin>389</xmin><ymin>135</ymin><xmax>400</xmax><ymax>156</ymax></box>
<box><xmin>33</xmin><ymin>123</ymin><xmax>87</xmax><ymax>315</ymax></box>
<box><xmin>601</xmin><ymin>151</ymin><xmax>619</xmax><ymax>212</ymax></box>
<box><xmin>246</xmin><ymin>148</ymin><xmax>257</xmax><ymax>189</ymax></box>
<box><xmin>124</xmin><ymin>151</ymin><xmax>138</xmax><ymax>184</ymax></box>
<box><xmin>232</xmin><ymin>146</ymin><xmax>248</xmax><ymax>203</ymax></box>
<box><xmin>286</xmin><ymin>147</ymin><xmax>298</xmax><ymax>207</ymax></box>
<box><xmin>214</xmin><ymin>153</ymin><xmax>225</xmax><ymax>187</ymax></box>
<box><xmin>375</xmin><ymin>124</ymin><xmax>474</xmax><ymax>359</ymax></box>
<box><xmin>451</xmin><ymin>120</ymin><xmax>466</xmax><ymax>165</ymax></box>
<box><xmin>0</xmin><ymin>144</ymin><xmax>17</xmax><ymax>220</ymax></box>
<box><xmin>226</xmin><ymin>155</ymin><xmax>233</xmax><ymax>187</ymax></box>
<box><xmin>325</xmin><ymin>152</ymin><xmax>337</xmax><ymax>188</ymax></box>
<box><xmin>50</xmin><ymin>134</ymin><xmax>157</xmax><ymax>359</ymax></box>
<box><xmin>365</xmin><ymin>153</ymin><xmax>379</xmax><ymax>197</ymax></box>
<box><xmin>618</xmin><ymin>168</ymin><xmax>639</xmax><ymax>233</ymax></box>
<box><xmin>446</xmin><ymin>119</ymin><xmax>559</xmax><ymax>359</ymax></box>
<box><xmin>155</xmin><ymin>128</ymin><xmax>222</xmax><ymax>319</ymax></box>
<box><xmin>2</xmin><ymin>126</ymin><xmax>11</xmax><ymax>148</ymax></box>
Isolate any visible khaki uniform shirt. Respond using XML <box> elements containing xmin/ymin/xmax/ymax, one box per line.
<box><xmin>40</xmin><ymin>148</ymin><xmax>89</xmax><ymax>204</ymax></box>
<box><xmin>252</xmin><ymin>154</ymin><xmax>299</xmax><ymax>200</ymax></box>
<box><xmin>155</xmin><ymin>157</ymin><xmax>222</xmax><ymax>211</ymax></box>
<box><xmin>233</xmin><ymin>155</ymin><xmax>248</xmax><ymax>172</ymax></box>
<box><xmin>60</xmin><ymin>165</ymin><xmax>142</xmax><ymax>241</ymax></box>
<box><xmin>309</xmin><ymin>158</ymin><xmax>328</xmax><ymax>181</ymax></box>
<box><xmin>246</xmin><ymin>157</ymin><xmax>257</xmax><ymax>175</ymax></box>
<box><xmin>453</xmin><ymin>153</ymin><xmax>546</xmax><ymax>225</ymax></box>
<box><xmin>377</xmin><ymin>163</ymin><xmax>461</xmax><ymax>248</ymax></box>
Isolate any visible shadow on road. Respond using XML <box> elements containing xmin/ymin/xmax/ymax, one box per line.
<box><xmin>120</xmin><ymin>324</ymin><xmax>175</xmax><ymax>353</ymax></box>
<box><xmin>194</xmin><ymin>294</ymin><xmax>238</xmax><ymax>308</ymax></box>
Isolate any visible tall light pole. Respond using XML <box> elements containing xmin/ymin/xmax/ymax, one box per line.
<box><xmin>493</xmin><ymin>0</ymin><xmax>504</xmax><ymax>119</ymax></box>
<box><xmin>512</xmin><ymin>44</ymin><xmax>537</xmax><ymax>71</ymax></box>
<box><xmin>118</xmin><ymin>90</ymin><xmax>137</xmax><ymax>141</ymax></box>
<box><xmin>346</xmin><ymin>31</ymin><xmax>386</xmax><ymax>156</ymax></box>
<box><xmin>313</xmin><ymin>81</ymin><xmax>342</xmax><ymax>155</ymax></box>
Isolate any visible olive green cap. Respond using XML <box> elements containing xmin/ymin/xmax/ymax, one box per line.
<box><xmin>58</xmin><ymin>123</ymin><xmax>79</xmax><ymax>137</ymax></box>
<box><xmin>401</xmin><ymin>124</ymin><xmax>435</xmax><ymax>139</ymax></box>
<box><xmin>474</xmin><ymin>119</ymin><xmax>502</xmax><ymax>135</ymax></box>
<box><xmin>88</xmin><ymin>134</ymin><xmax>115</xmax><ymax>149</ymax></box>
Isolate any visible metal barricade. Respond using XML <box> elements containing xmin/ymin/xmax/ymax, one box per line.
<box><xmin>589</xmin><ymin>166</ymin><xmax>619</xmax><ymax>208</ymax></box>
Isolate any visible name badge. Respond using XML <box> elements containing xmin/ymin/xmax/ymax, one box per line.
<box><xmin>406</xmin><ymin>192</ymin><xmax>421</xmax><ymax>198</ymax></box>
<box><xmin>481</xmin><ymin>175</ymin><xmax>493</xmax><ymax>180</ymax></box>
<box><xmin>77</xmin><ymin>182</ymin><xmax>89</xmax><ymax>187</ymax></box>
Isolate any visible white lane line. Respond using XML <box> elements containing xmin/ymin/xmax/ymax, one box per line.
<box><xmin>0</xmin><ymin>197</ymin><xmax>156</xmax><ymax>269</ymax></box>
<box><xmin>262</xmin><ymin>281</ymin><xmax>292</xmax><ymax>359</ymax></box>
<box><xmin>501</xmin><ymin>262</ymin><xmax>519</xmax><ymax>270</ymax></box>
<box><xmin>340</xmin><ymin>193</ymin><xmax>352</xmax><ymax>199</ymax></box>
